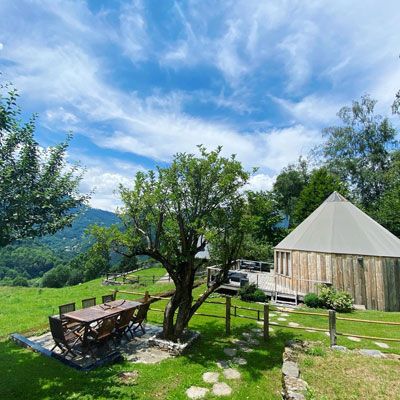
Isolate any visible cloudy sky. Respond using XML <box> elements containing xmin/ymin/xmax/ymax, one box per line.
<box><xmin>0</xmin><ymin>0</ymin><xmax>399</xmax><ymax>211</ymax></box>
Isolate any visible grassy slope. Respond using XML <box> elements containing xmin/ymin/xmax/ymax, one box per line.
<box><xmin>0</xmin><ymin>269</ymin><xmax>400</xmax><ymax>400</ymax></box>
<box><xmin>299</xmin><ymin>345</ymin><xmax>400</xmax><ymax>399</ymax></box>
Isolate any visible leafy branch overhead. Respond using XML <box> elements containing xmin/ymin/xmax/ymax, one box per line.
<box><xmin>0</xmin><ymin>81</ymin><xmax>89</xmax><ymax>247</ymax></box>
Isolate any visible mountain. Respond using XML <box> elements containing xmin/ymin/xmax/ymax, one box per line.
<box><xmin>35</xmin><ymin>207</ymin><xmax>120</xmax><ymax>259</ymax></box>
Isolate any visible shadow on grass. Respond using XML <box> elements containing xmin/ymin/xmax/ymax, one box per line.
<box><xmin>0</xmin><ymin>340</ymin><xmax>134</xmax><ymax>400</ymax></box>
<box><xmin>184</xmin><ymin>320</ymin><xmax>295</xmax><ymax>381</ymax></box>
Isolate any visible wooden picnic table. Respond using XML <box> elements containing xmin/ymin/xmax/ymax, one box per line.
<box><xmin>63</xmin><ymin>299</ymin><xmax>142</xmax><ymax>346</ymax></box>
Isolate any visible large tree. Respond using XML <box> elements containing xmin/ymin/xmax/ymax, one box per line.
<box><xmin>293</xmin><ymin>167</ymin><xmax>347</xmax><ymax>224</ymax></box>
<box><xmin>272</xmin><ymin>158</ymin><xmax>309</xmax><ymax>227</ymax></box>
<box><xmin>0</xmin><ymin>83</ymin><xmax>88</xmax><ymax>247</ymax></box>
<box><xmin>321</xmin><ymin>94</ymin><xmax>397</xmax><ymax>208</ymax></box>
<box><xmin>97</xmin><ymin>147</ymin><xmax>250</xmax><ymax>340</ymax></box>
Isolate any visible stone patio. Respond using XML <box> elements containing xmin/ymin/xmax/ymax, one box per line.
<box><xmin>14</xmin><ymin>324</ymin><xmax>178</xmax><ymax>370</ymax></box>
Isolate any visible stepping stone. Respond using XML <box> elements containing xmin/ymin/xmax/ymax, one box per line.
<box><xmin>223</xmin><ymin>348</ymin><xmax>237</xmax><ymax>357</ymax></box>
<box><xmin>332</xmin><ymin>345</ymin><xmax>348</xmax><ymax>352</ymax></box>
<box><xmin>347</xmin><ymin>336</ymin><xmax>361</xmax><ymax>342</ymax></box>
<box><xmin>324</xmin><ymin>332</ymin><xmax>330</xmax><ymax>337</ymax></box>
<box><xmin>250</xmin><ymin>328</ymin><xmax>262</xmax><ymax>333</ymax></box>
<box><xmin>280</xmin><ymin>313</ymin><xmax>290</xmax><ymax>317</ymax></box>
<box><xmin>242</xmin><ymin>332</ymin><xmax>253</xmax><ymax>339</ymax></box>
<box><xmin>360</xmin><ymin>349</ymin><xmax>385</xmax><ymax>358</ymax></box>
<box><xmin>202</xmin><ymin>372</ymin><xmax>219</xmax><ymax>383</ymax></box>
<box><xmin>212</xmin><ymin>382</ymin><xmax>232</xmax><ymax>396</ymax></box>
<box><xmin>223</xmin><ymin>368</ymin><xmax>241</xmax><ymax>380</ymax></box>
<box><xmin>288</xmin><ymin>322</ymin><xmax>300</xmax><ymax>327</ymax></box>
<box><xmin>186</xmin><ymin>386</ymin><xmax>209</xmax><ymax>399</ymax></box>
<box><xmin>269</xmin><ymin>313</ymin><xmax>277</xmax><ymax>317</ymax></box>
<box><xmin>282</xmin><ymin>361</ymin><xmax>299</xmax><ymax>378</ymax></box>
<box><xmin>216</xmin><ymin>360</ymin><xmax>230</xmax><ymax>369</ymax></box>
<box><xmin>277</xmin><ymin>317</ymin><xmax>287</xmax><ymax>322</ymax></box>
<box><xmin>232</xmin><ymin>357</ymin><xmax>247</xmax><ymax>365</ymax></box>
<box><xmin>306</xmin><ymin>329</ymin><xmax>316</xmax><ymax>333</ymax></box>
<box><xmin>247</xmin><ymin>338</ymin><xmax>259</xmax><ymax>346</ymax></box>
<box><xmin>240</xmin><ymin>346</ymin><xmax>253</xmax><ymax>353</ymax></box>
<box><xmin>375</xmin><ymin>342</ymin><xmax>389</xmax><ymax>349</ymax></box>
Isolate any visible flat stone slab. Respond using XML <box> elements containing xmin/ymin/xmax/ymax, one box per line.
<box><xmin>223</xmin><ymin>368</ymin><xmax>241</xmax><ymax>380</ymax></box>
<box><xmin>232</xmin><ymin>357</ymin><xmax>247</xmax><ymax>365</ymax></box>
<box><xmin>240</xmin><ymin>346</ymin><xmax>253</xmax><ymax>353</ymax></box>
<box><xmin>186</xmin><ymin>386</ymin><xmax>209</xmax><ymax>399</ymax></box>
<box><xmin>282</xmin><ymin>361</ymin><xmax>299</xmax><ymax>378</ymax></box>
<box><xmin>277</xmin><ymin>317</ymin><xmax>287</xmax><ymax>322</ymax></box>
<box><xmin>223</xmin><ymin>348</ymin><xmax>237</xmax><ymax>357</ymax></box>
<box><xmin>247</xmin><ymin>338</ymin><xmax>260</xmax><ymax>346</ymax></box>
<box><xmin>288</xmin><ymin>322</ymin><xmax>300</xmax><ymax>327</ymax></box>
<box><xmin>347</xmin><ymin>336</ymin><xmax>361</xmax><ymax>342</ymax></box>
<box><xmin>305</xmin><ymin>329</ymin><xmax>316</xmax><ymax>333</ymax></box>
<box><xmin>269</xmin><ymin>313</ymin><xmax>277</xmax><ymax>317</ymax></box>
<box><xmin>279</xmin><ymin>313</ymin><xmax>290</xmax><ymax>317</ymax></box>
<box><xmin>203</xmin><ymin>371</ymin><xmax>219</xmax><ymax>383</ymax></box>
<box><xmin>375</xmin><ymin>342</ymin><xmax>389</xmax><ymax>349</ymax></box>
<box><xmin>250</xmin><ymin>328</ymin><xmax>262</xmax><ymax>333</ymax></box>
<box><xmin>332</xmin><ymin>345</ymin><xmax>348</xmax><ymax>352</ymax></box>
<box><xmin>216</xmin><ymin>360</ymin><xmax>230</xmax><ymax>369</ymax></box>
<box><xmin>212</xmin><ymin>382</ymin><xmax>232</xmax><ymax>396</ymax></box>
<box><xmin>359</xmin><ymin>349</ymin><xmax>385</xmax><ymax>358</ymax></box>
<box><xmin>242</xmin><ymin>332</ymin><xmax>253</xmax><ymax>339</ymax></box>
<box><xmin>324</xmin><ymin>332</ymin><xmax>330</xmax><ymax>337</ymax></box>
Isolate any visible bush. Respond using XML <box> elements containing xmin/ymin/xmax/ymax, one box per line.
<box><xmin>239</xmin><ymin>283</ymin><xmax>267</xmax><ymax>302</ymax></box>
<box><xmin>318</xmin><ymin>285</ymin><xmax>354</xmax><ymax>313</ymax></box>
<box><xmin>304</xmin><ymin>292</ymin><xmax>321</xmax><ymax>308</ymax></box>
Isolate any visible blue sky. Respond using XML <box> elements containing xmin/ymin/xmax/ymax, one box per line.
<box><xmin>0</xmin><ymin>0</ymin><xmax>399</xmax><ymax>211</ymax></box>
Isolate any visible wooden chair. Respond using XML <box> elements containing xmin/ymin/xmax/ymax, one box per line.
<box><xmin>85</xmin><ymin>316</ymin><xmax>117</xmax><ymax>357</ymax></box>
<box><xmin>82</xmin><ymin>297</ymin><xmax>96</xmax><ymax>308</ymax></box>
<box><xmin>59</xmin><ymin>302</ymin><xmax>80</xmax><ymax>331</ymax></box>
<box><xmin>49</xmin><ymin>316</ymin><xmax>83</xmax><ymax>358</ymax></box>
<box><xmin>115</xmin><ymin>308</ymin><xmax>136</xmax><ymax>340</ymax></box>
<box><xmin>102</xmin><ymin>293</ymin><xmax>115</xmax><ymax>303</ymax></box>
<box><xmin>130</xmin><ymin>302</ymin><xmax>150</xmax><ymax>335</ymax></box>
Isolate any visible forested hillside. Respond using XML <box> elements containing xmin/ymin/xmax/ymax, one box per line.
<box><xmin>0</xmin><ymin>208</ymin><xmax>120</xmax><ymax>287</ymax></box>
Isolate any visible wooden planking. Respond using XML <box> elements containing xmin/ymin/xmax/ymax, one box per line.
<box><xmin>375</xmin><ymin>258</ymin><xmax>385</xmax><ymax>311</ymax></box>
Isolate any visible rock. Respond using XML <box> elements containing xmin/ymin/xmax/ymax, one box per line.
<box><xmin>347</xmin><ymin>336</ymin><xmax>361</xmax><ymax>342</ymax></box>
<box><xmin>269</xmin><ymin>313</ymin><xmax>277</xmax><ymax>317</ymax></box>
<box><xmin>250</xmin><ymin>328</ymin><xmax>262</xmax><ymax>333</ymax></box>
<box><xmin>324</xmin><ymin>332</ymin><xmax>330</xmax><ymax>337</ymax></box>
<box><xmin>331</xmin><ymin>345</ymin><xmax>348</xmax><ymax>352</ymax></box>
<box><xmin>242</xmin><ymin>332</ymin><xmax>253</xmax><ymax>339</ymax></box>
<box><xmin>359</xmin><ymin>349</ymin><xmax>385</xmax><ymax>358</ymax></box>
<box><xmin>374</xmin><ymin>342</ymin><xmax>389</xmax><ymax>349</ymax></box>
<box><xmin>280</xmin><ymin>313</ymin><xmax>290</xmax><ymax>317</ymax></box>
<box><xmin>305</xmin><ymin>329</ymin><xmax>316</xmax><ymax>333</ymax></box>
<box><xmin>186</xmin><ymin>386</ymin><xmax>209</xmax><ymax>399</ymax></box>
<box><xmin>240</xmin><ymin>346</ymin><xmax>253</xmax><ymax>353</ymax></box>
<box><xmin>202</xmin><ymin>371</ymin><xmax>219</xmax><ymax>383</ymax></box>
<box><xmin>223</xmin><ymin>368</ymin><xmax>241</xmax><ymax>380</ymax></box>
<box><xmin>283</xmin><ymin>376</ymin><xmax>308</xmax><ymax>400</ymax></box>
<box><xmin>247</xmin><ymin>338</ymin><xmax>260</xmax><ymax>346</ymax></box>
<box><xmin>216</xmin><ymin>360</ymin><xmax>230</xmax><ymax>369</ymax></box>
<box><xmin>278</xmin><ymin>317</ymin><xmax>287</xmax><ymax>322</ymax></box>
<box><xmin>232</xmin><ymin>357</ymin><xmax>247</xmax><ymax>365</ymax></box>
<box><xmin>288</xmin><ymin>322</ymin><xmax>300</xmax><ymax>327</ymax></box>
<box><xmin>282</xmin><ymin>361</ymin><xmax>299</xmax><ymax>378</ymax></box>
<box><xmin>118</xmin><ymin>370</ymin><xmax>139</xmax><ymax>384</ymax></box>
<box><xmin>223</xmin><ymin>348</ymin><xmax>237</xmax><ymax>357</ymax></box>
<box><xmin>212</xmin><ymin>382</ymin><xmax>232</xmax><ymax>396</ymax></box>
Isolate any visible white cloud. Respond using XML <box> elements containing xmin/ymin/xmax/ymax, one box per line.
<box><xmin>0</xmin><ymin>42</ymin><xmax>3</xmax><ymax>50</ymax></box>
<box><xmin>246</xmin><ymin>173</ymin><xmax>276</xmax><ymax>192</ymax></box>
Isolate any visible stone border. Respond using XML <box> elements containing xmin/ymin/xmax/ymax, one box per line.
<box><xmin>281</xmin><ymin>340</ymin><xmax>309</xmax><ymax>400</ymax></box>
<box><xmin>148</xmin><ymin>330</ymin><xmax>200</xmax><ymax>355</ymax></box>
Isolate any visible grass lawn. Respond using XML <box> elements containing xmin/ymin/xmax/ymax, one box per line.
<box><xmin>299</xmin><ymin>344</ymin><xmax>400</xmax><ymax>400</ymax></box>
<box><xmin>0</xmin><ymin>268</ymin><xmax>399</xmax><ymax>399</ymax></box>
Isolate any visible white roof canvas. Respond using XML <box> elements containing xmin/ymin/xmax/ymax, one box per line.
<box><xmin>275</xmin><ymin>192</ymin><xmax>400</xmax><ymax>257</ymax></box>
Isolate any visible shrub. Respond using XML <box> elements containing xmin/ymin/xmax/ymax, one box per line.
<box><xmin>304</xmin><ymin>292</ymin><xmax>321</xmax><ymax>308</ymax></box>
<box><xmin>239</xmin><ymin>283</ymin><xmax>267</xmax><ymax>302</ymax></box>
<box><xmin>318</xmin><ymin>285</ymin><xmax>354</xmax><ymax>313</ymax></box>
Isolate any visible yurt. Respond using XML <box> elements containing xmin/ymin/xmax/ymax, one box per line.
<box><xmin>274</xmin><ymin>192</ymin><xmax>400</xmax><ymax>311</ymax></box>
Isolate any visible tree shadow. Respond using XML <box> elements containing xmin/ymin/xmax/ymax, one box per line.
<box><xmin>0</xmin><ymin>340</ymin><xmax>136</xmax><ymax>400</ymax></box>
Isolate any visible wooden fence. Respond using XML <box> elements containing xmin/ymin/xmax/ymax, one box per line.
<box><xmin>115</xmin><ymin>289</ymin><xmax>400</xmax><ymax>346</ymax></box>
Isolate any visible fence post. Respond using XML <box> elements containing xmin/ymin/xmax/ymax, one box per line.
<box><xmin>263</xmin><ymin>303</ymin><xmax>269</xmax><ymax>341</ymax></box>
<box><xmin>329</xmin><ymin>310</ymin><xmax>337</xmax><ymax>346</ymax></box>
<box><xmin>144</xmin><ymin>290</ymin><xmax>150</xmax><ymax>303</ymax></box>
<box><xmin>113</xmin><ymin>289</ymin><xmax>118</xmax><ymax>300</ymax></box>
<box><xmin>225</xmin><ymin>296</ymin><xmax>231</xmax><ymax>336</ymax></box>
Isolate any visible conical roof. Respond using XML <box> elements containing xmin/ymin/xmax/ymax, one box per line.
<box><xmin>275</xmin><ymin>192</ymin><xmax>400</xmax><ymax>257</ymax></box>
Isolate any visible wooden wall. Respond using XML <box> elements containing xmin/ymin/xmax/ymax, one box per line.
<box><xmin>274</xmin><ymin>250</ymin><xmax>400</xmax><ymax>311</ymax></box>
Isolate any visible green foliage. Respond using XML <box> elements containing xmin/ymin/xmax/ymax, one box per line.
<box><xmin>273</xmin><ymin>158</ymin><xmax>309</xmax><ymax>227</ymax></box>
<box><xmin>41</xmin><ymin>265</ymin><xmax>71</xmax><ymax>288</ymax></box>
<box><xmin>318</xmin><ymin>285</ymin><xmax>354</xmax><ymax>313</ymax></box>
<box><xmin>320</xmin><ymin>94</ymin><xmax>398</xmax><ymax>208</ymax></box>
<box><xmin>239</xmin><ymin>283</ymin><xmax>267</xmax><ymax>302</ymax></box>
<box><xmin>306</xmin><ymin>346</ymin><xmax>326</xmax><ymax>357</ymax></box>
<box><xmin>293</xmin><ymin>167</ymin><xmax>347</xmax><ymax>224</ymax></box>
<box><xmin>0</xmin><ymin>81</ymin><xmax>88</xmax><ymax>247</ymax></box>
<box><xmin>304</xmin><ymin>292</ymin><xmax>322</xmax><ymax>308</ymax></box>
